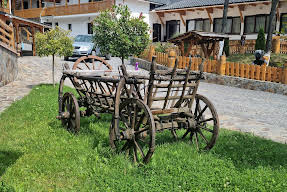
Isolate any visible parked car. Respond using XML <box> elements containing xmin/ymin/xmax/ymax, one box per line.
<box><xmin>65</xmin><ymin>34</ymin><xmax>110</xmax><ymax>61</ymax></box>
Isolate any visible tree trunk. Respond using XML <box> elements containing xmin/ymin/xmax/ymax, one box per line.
<box><xmin>221</xmin><ymin>0</ymin><xmax>229</xmax><ymax>34</ymax></box>
<box><xmin>52</xmin><ymin>54</ymin><xmax>55</xmax><ymax>87</ymax></box>
<box><xmin>121</xmin><ymin>56</ymin><xmax>124</xmax><ymax>65</ymax></box>
<box><xmin>265</xmin><ymin>0</ymin><xmax>279</xmax><ymax>54</ymax></box>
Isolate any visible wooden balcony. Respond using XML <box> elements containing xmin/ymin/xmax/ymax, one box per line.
<box><xmin>0</xmin><ymin>7</ymin><xmax>10</xmax><ymax>14</ymax></box>
<box><xmin>14</xmin><ymin>0</ymin><xmax>114</xmax><ymax>18</ymax></box>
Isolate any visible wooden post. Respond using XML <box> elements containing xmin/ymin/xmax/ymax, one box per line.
<box><xmin>30</xmin><ymin>0</ymin><xmax>32</xmax><ymax>8</ymax></box>
<box><xmin>272</xmin><ymin>36</ymin><xmax>281</xmax><ymax>54</ymax></box>
<box><xmin>21</xmin><ymin>0</ymin><xmax>23</xmax><ymax>10</ymax></box>
<box><xmin>148</xmin><ymin>45</ymin><xmax>155</xmax><ymax>62</ymax></box>
<box><xmin>168</xmin><ymin>50</ymin><xmax>176</xmax><ymax>68</ymax></box>
<box><xmin>65</xmin><ymin>0</ymin><xmax>67</xmax><ymax>6</ymax></box>
<box><xmin>9</xmin><ymin>23</ymin><xmax>15</xmax><ymax>49</ymax></box>
<box><xmin>225</xmin><ymin>62</ymin><xmax>230</xmax><ymax>75</ymax></box>
<box><xmin>281</xmin><ymin>63</ymin><xmax>287</xmax><ymax>84</ymax></box>
<box><xmin>53</xmin><ymin>0</ymin><xmax>55</xmax><ymax>7</ymax></box>
<box><xmin>217</xmin><ymin>55</ymin><xmax>226</xmax><ymax>75</ymax></box>
<box><xmin>245</xmin><ymin>64</ymin><xmax>249</xmax><ymax>79</ymax></box>
<box><xmin>235</xmin><ymin>63</ymin><xmax>240</xmax><ymax>77</ymax></box>
<box><xmin>39</xmin><ymin>0</ymin><xmax>41</xmax><ymax>8</ymax></box>
<box><xmin>261</xmin><ymin>64</ymin><xmax>266</xmax><ymax>81</ymax></box>
<box><xmin>32</xmin><ymin>26</ymin><xmax>35</xmax><ymax>56</ymax></box>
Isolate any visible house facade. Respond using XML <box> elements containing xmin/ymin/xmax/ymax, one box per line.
<box><xmin>1</xmin><ymin>0</ymin><xmax>287</xmax><ymax>40</ymax></box>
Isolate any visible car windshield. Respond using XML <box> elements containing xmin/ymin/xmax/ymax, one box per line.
<box><xmin>74</xmin><ymin>35</ymin><xmax>93</xmax><ymax>43</ymax></box>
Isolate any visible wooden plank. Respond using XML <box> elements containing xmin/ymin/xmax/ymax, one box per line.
<box><xmin>154</xmin><ymin>83</ymin><xmax>196</xmax><ymax>88</ymax></box>
<box><xmin>255</xmin><ymin>65</ymin><xmax>261</xmax><ymax>80</ymax></box>
<box><xmin>266</xmin><ymin>66</ymin><xmax>272</xmax><ymax>81</ymax></box>
<box><xmin>178</xmin><ymin>56</ymin><xmax>183</xmax><ymax>69</ymax></box>
<box><xmin>230</xmin><ymin>62</ymin><xmax>234</xmax><ymax>76</ymax></box>
<box><xmin>225</xmin><ymin>62</ymin><xmax>230</xmax><ymax>75</ymax></box>
<box><xmin>153</xmin><ymin>95</ymin><xmax>194</xmax><ymax>101</ymax></box>
<box><xmin>261</xmin><ymin>64</ymin><xmax>266</xmax><ymax>81</ymax></box>
<box><xmin>272</xmin><ymin>67</ymin><xmax>277</xmax><ymax>82</ymax></box>
<box><xmin>235</xmin><ymin>62</ymin><xmax>240</xmax><ymax>77</ymax></box>
<box><xmin>245</xmin><ymin>64</ymin><xmax>249</xmax><ymax>79</ymax></box>
<box><xmin>240</xmin><ymin>63</ymin><xmax>244</xmax><ymax>78</ymax></box>
<box><xmin>250</xmin><ymin>65</ymin><xmax>255</xmax><ymax>79</ymax></box>
<box><xmin>207</xmin><ymin>60</ymin><xmax>212</xmax><ymax>73</ymax></box>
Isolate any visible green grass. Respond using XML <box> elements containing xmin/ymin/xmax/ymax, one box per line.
<box><xmin>0</xmin><ymin>85</ymin><xmax>287</xmax><ymax>191</ymax></box>
<box><xmin>227</xmin><ymin>53</ymin><xmax>287</xmax><ymax>67</ymax></box>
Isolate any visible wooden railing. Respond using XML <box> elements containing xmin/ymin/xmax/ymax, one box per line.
<box><xmin>139</xmin><ymin>48</ymin><xmax>287</xmax><ymax>84</ymax></box>
<box><xmin>0</xmin><ymin>7</ymin><xmax>9</xmax><ymax>13</ymax></box>
<box><xmin>229</xmin><ymin>39</ymin><xmax>287</xmax><ymax>55</ymax></box>
<box><xmin>14</xmin><ymin>0</ymin><xmax>114</xmax><ymax>18</ymax></box>
<box><xmin>0</xmin><ymin>19</ymin><xmax>15</xmax><ymax>51</ymax></box>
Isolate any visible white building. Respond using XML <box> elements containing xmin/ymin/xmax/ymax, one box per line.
<box><xmin>7</xmin><ymin>0</ymin><xmax>287</xmax><ymax>40</ymax></box>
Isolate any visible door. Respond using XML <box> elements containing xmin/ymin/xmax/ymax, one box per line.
<box><xmin>153</xmin><ymin>23</ymin><xmax>161</xmax><ymax>42</ymax></box>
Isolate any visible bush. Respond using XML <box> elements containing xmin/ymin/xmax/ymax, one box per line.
<box><xmin>255</xmin><ymin>28</ymin><xmax>266</xmax><ymax>50</ymax></box>
<box><xmin>223</xmin><ymin>38</ymin><xmax>230</xmax><ymax>57</ymax></box>
<box><xmin>154</xmin><ymin>42</ymin><xmax>175</xmax><ymax>53</ymax></box>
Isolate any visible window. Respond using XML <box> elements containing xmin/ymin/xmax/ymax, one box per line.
<box><xmin>166</xmin><ymin>20</ymin><xmax>180</xmax><ymax>39</ymax></box>
<box><xmin>55</xmin><ymin>22</ymin><xmax>58</xmax><ymax>26</ymax></box>
<box><xmin>68</xmin><ymin>24</ymin><xmax>72</xmax><ymax>31</ymax></box>
<box><xmin>280</xmin><ymin>13</ymin><xmax>287</xmax><ymax>34</ymax></box>
<box><xmin>186</xmin><ymin>20</ymin><xmax>195</xmax><ymax>32</ymax></box>
<box><xmin>186</xmin><ymin>19</ymin><xmax>210</xmax><ymax>32</ymax></box>
<box><xmin>88</xmin><ymin>23</ymin><xmax>93</xmax><ymax>34</ymax></box>
<box><xmin>244</xmin><ymin>15</ymin><xmax>271</xmax><ymax>34</ymax></box>
<box><xmin>214</xmin><ymin>17</ymin><xmax>241</xmax><ymax>34</ymax></box>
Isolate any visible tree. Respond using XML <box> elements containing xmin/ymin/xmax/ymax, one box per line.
<box><xmin>93</xmin><ymin>5</ymin><xmax>150</xmax><ymax>65</ymax></box>
<box><xmin>223</xmin><ymin>39</ymin><xmax>230</xmax><ymax>57</ymax></box>
<box><xmin>255</xmin><ymin>28</ymin><xmax>266</xmax><ymax>50</ymax></box>
<box><xmin>221</xmin><ymin>0</ymin><xmax>229</xmax><ymax>34</ymax></box>
<box><xmin>35</xmin><ymin>26</ymin><xmax>73</xmax><ymax>87</ymax></box>
<box><xmin>265</xmin><ymin>0</ymin><xmax>279</xmax><ymax>54</ymax></box>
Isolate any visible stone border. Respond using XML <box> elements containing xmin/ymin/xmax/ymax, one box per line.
<box><xmin>131</xmin><ymin>57</ymin><xmax>287</xmax><ymax>96</ymax></box>
<box><xmin>0</xmin><ymin>43</ymin><xmax>18</xmax><ymax>87</ymax></box>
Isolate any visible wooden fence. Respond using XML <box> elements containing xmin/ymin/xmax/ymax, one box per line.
<box><xmin>0</xmin><ymin>19</ymin><xmax>15</xmax><ymax>50</ymax></box>
<box><xmin>139</xmin><ymin>48</ymin><xmax>287</xmax><ymax>84</ymax></box>
<box><xmin>229</xmin><ymin>39</ymin><xmax>287</xmax><ymax>55</ymax></box>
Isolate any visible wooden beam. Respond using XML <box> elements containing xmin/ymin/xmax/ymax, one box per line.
<box><xmin>206</xmin><ymin>8</ymin><xmax>213</xmax><ymax>24</ymax></box>
<box><xmin>21</xmin><ymin>0</ymin><xmax>24</xmax><ymax>10</ymax></box>
<box><xmin>179</xmin><ymin>13</ymin><xmax>186</xmax><ymax>26</ymax></box>
<box><xmin>263</xmin><ymin>2</ymin><xmax>271</xmax><ymax>6</ymax></box>
<box><xmin>32</xmin><ymin>27</ymin><xmax>35</xmax><ymax>56</ymax></box>
<box><xmin>237</xmin><ymin>5</ymin><xmax>244</xmax><ymax>23</ymax></box>
<box><xmin>156</xmin><ymin>12</ymin><xmax>164</xmax><ymax>26</ymax></box>
<box><xmin>30</xmin><ymin>0</ymin><xmax>32</xmax><ymax>8</ymax></box>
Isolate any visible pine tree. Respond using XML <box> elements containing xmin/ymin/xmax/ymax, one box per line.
<box><xmin>255</xmin><ymin>28</ymin><xmax>266</xmax><ymax>50</ymax></box>
<box><xmin>223</xmin><ymin>39</ymin><xmax>230</xmax><ymax>57</ymax></box>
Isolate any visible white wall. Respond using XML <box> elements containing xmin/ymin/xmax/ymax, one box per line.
<box><xmin>152</xmin><ymin>1</ymin><xmax>287</xmax><ymax>40</ymax></box>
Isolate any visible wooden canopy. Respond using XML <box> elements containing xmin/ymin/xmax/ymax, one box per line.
<box><xmin>168</xmin><ymin>31</ymin><xmax>229</xmax><ymax>58</ymax></box>
<box><xmin>0</xmin><ymin>12</ymin><xmax>51</xmax><ymax>55</ymax></box>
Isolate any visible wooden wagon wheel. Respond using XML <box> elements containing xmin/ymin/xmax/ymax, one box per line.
<box><xmin>110</xmin><ymin>98</ymin><xmax>156</xmax><ymax>164</ymax></box>
<box><xmin>73</xmin><ymin>55</ymin><xmax>112</xmax><ymax>71</ymax></box>
<box><xmin>174</xmin><ymin>94</ymin><xmax>219</xmax><ymax>151</ymax></box>
<box><xmin>61</xmin><ymin>92</ymin><xmax>80</xmax><ymax>133</ymax></box>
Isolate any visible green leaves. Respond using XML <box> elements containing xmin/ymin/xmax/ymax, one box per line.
<box><xmin>255</xmin><ymin>28</ymin><xmax>266</xmax><ymax>50</ymax></box>
<box><xmin>35</xmin><ymin>26</ymin><xmax>74</xmax><ymax>57</ymax></box>
<box><xmin>93</xmin><ymin>5</ymin><xmax>150</xmax><ymax>62</ymax></box>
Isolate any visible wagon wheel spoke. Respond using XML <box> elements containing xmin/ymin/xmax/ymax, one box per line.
<box><xmin>135</xmin><ymin>113</ymin><xmax>145</xmax><ymax>131</ymax></box>
<box><xmin>182</xmin><ymin>129</ymin><xmax>190</xmax><ymax>139</ymax></box>
<box><xmin>131</xmin><ymin>104</ymin><xmax>138</xmax><ymax>130</ymax></box>
<box><xmin>134</xmin><ymin>139</ymin><xmax>145</xmax><ymax>158</ymax></box>
<box><xmin>197</xmin><ymin>129</ymin><xmax>209</xmax><ymax>145</ymax></box>
<box><xmin>82</xmin><ymin>60</ymin><xmax>90</xmax><ymax>70</ymax></box>
<box><xmin>77</xmin><ymin>66</ymin><xmax>83</xmax><ymax>70</ymax></box>
<box><xmin>121</xmin><ymin>141</ymin><xmax>131</xmax><ymax>151</ymax></box>
<box><xmin>200</xmin><ymin>126</ymin><xmax>214</xmax><ymax>133</ymax></box>
<box><xmin>194</xmin><ymin>132</ymin><xmax>199</xmax><ymax>151</ymax></box>
<box><xmin>133</xmin><ymin>144</ymin><xmax>139</xmax><ymax>163</ymax></box>
<box><xmin>134</xmin><ymin>126</ymin><xmax>149</xmax><ymax>135</ymax></box>
<box><xmin>196</xmin><ymin>105</ymin><xmax>208</xmax><ymax>120</ymax></box>
<box><xmin>119</xmin><ymin>113</ymin><xmax>130</xmax><ymax>130</ymax></box>
<box><xmin>92</xmin><ymin>59</ymin><xmax>95</xmax><ymax>70</ymax></box>
<box><xmin>194</xmin><ymin>98</ymin><xmax>199</xmax><ymax>117</ymax></box>
<box><xmin>198</xmin><ymin>118</ymin><xmax>214</xmax><ymax>124</ymax></box>
<box><xmin>190</xmin><ymin>131</ymin><xmax>194</xmax><ymax>143</ymax></box>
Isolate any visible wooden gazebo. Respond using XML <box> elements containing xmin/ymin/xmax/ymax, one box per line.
<box><xmin>168</xmin><ymin>31</ymin><xmax>228</xmax><ymax>59</ymax></box>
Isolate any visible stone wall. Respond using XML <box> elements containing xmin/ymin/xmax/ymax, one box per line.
<box><xmin>131</xmin><ymin>57</ymin><xmax>287</xmax><ymax>96</ymax></box>
<box><xmin>0</xmin><ymin>43</ymin><xmax>18</xmax><ymax>87</ymax></box>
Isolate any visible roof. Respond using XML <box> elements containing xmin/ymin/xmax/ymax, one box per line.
<box><xmin>2</xmin><ymin>13</ymin><xmax>51</xmax><ymax>28</ymax></box>
<box><xmin>155</xmin><ymin>0</ymin><xmax>258</xmax><ymax>11</ymax></box>
<box><xmin>168</xmin><ymin>30</ymin><xmax>229</xmax><ymax>44</ymax></box>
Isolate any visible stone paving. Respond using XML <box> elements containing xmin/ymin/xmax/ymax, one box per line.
<box><xmin>0</xmin><ymin>56</ymin><xmax>287</xmax><ymax>144</ymax></box>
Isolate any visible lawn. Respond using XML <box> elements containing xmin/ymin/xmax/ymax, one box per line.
<box><xmin>0</xmin><ymin>85</ymin><xmax>287</xmax><ymax>191</ymax></box>
<box><xmin>226</xmin><ymin>53</ymin><xmax>287</xmax><ymax>67</ymax></box>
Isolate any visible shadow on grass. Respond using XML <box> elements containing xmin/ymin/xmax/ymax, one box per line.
<box><xmin>213</xmin><ymin>130</ymin><xmax>287</xmax><ymax>169</ymax></box>
<box><xmin>0</xmin><ymin>150</ymin><xmax>22</xmax><ymax>177</ymax></box>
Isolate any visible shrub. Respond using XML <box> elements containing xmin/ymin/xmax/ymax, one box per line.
<box><xmin>255</xmin><ymin>28</ymin><xmax>266</xmax><ymax>50</ymax></box>
<box><xmin>154</xmin><ymin>42</ymin><xmax>175</xmax><ymax>53</ymax></box>
<box><xmin>223</xmin><ymin>38</ymin><xmax>230</xmax><ymax>57</ymax></box>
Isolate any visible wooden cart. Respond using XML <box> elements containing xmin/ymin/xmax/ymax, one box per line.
<box><xmin>57</xmin><ymin>55</ymin><xmax>219</xmax><ymax>164</ymax></box>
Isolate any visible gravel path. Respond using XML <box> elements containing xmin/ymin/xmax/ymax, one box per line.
<box><xmin>0</xmin><ymin>56</ymin><xmax>286</xmax><ymax>144</ymax></box>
